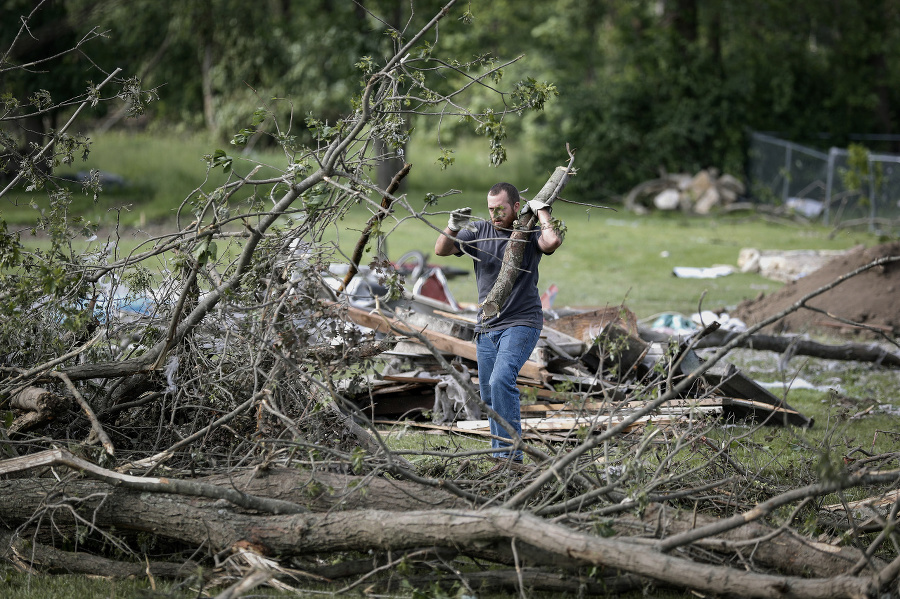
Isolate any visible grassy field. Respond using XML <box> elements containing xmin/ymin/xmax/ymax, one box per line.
<box><xmin>5</xmin><ymin>130</ymin><xmax>883</xmax><ymax>321</ymax></box>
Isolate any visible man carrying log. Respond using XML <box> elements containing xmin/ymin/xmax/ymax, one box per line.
<box><xmin>435</xmin><ymin>182</ymin><xmax>563</xmax><ymax>466</ymax></box>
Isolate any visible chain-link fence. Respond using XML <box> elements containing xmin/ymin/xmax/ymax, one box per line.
<box><xmin>748</xmin><ymin>131</ymin><xmax>900</xmax><ymax>232</ymax></box>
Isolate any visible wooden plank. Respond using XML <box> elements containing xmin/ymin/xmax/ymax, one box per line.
<box><xmin>822</xmin><ymin>489</ymin><xmax>900</xmax><ymax>513</ymax></box>
<box><xmin>521</xmin><ymin>397</ymin><xmax>723</xmax><ymax>413</ymax></box>
<box><xmin>540</xmin><ymin>325</ymin><xmax>586</xmax><ymax>356</ymax></box>
<box><xmin>548</xmin><ymin>306</ymin><xmax>639</xmax><ymax>340</ymax></box>
<box><xmin>373</xmin><ymin>420</ymin><xmax>572</xmax><ymax>442</ymax></box>
<box><xmin>382</xmin><ymin>374</ymin><xmax>441</xmax><ymax>384</ymax></box>
<box><xmin>432</xmin><ymin>309</ymin><xmax>478</xmax><ymax>324</ymax></box>
<box><xmin>343</xmin><ymin>305</ymin><xmax>549</xmax><ymax>382</ymax></box>
<box><xmin>692</xmin><ymin>357</ymin><xmax>814</xmax><ymax>428</ymax></box>
<box><xmin>453</xmin><ymin>414</ymin><xmax>684</xmax><ymax>433</ymax></box>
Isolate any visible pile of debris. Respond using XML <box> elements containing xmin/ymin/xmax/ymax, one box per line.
<box><xmin>339</xmin><ymin>294</ymin><xmax>814</xmax><ymax>436</ymax></box>
<box><xmin>734</xmin><ymin>241</ymin><xmax>900</xmax><ymax>335</ymax></box>
<box><xmin>624</xmin><ymin>168</ymin><xmax>746</xmax><ymax>215</ymax></box>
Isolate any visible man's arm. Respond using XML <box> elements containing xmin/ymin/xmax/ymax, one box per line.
<box><xmin>534</xmin><ymin>207</ymin><xmax>562</xmax><ymax>254</ymax></box>
<box><xmin>435</xmin><ymin>207</ymin><xmax>471</xmax><ymax>256</ymax></box>
<box><xmin>434</xmin><ymin>227</ymin><xmax>459</xmax><ymax>256</ymax></box>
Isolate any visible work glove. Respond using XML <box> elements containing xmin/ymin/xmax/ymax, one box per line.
<box><xmin>447</xmin><ymin>207</ymin><xmax>472</xmax><ymax>232</ymax></box>
<box><xmin>520</xmin><ymin>198</ymin><xmax>551</xmax><ymax>217</ymax></box>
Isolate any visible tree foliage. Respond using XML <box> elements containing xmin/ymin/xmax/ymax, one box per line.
<box><xmin>8</xmin><ymin>0</ymin><xmax>899</xmax><ymax>199</ymax></box>
<box><xmin>454</xmin><ymin>0</ymin><xmax>900</xmax><ymax>199</ymax></box>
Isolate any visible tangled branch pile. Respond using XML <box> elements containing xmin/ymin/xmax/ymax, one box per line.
<box><xmin>1</xmin><ymin>2</ymin><xmax>899</xmax><ymax>598</ymax></box>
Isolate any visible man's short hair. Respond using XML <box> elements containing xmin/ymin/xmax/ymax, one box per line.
<box><xmin>489</xmin><ymin>182</ymin><xmax>519</xmax><ymax>206</ymax></box>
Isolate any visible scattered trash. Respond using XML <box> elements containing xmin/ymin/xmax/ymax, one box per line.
<box><xmin>650</xmin><ymin>312</ymin><xmax>697</xmax><ymax>335</ymax></box>
<box><xmin>691</xmin><ymin>310</ymin><xmax>746</xmax><ymax>332</ymax></box>
<box><xmin>540</xmin><ymin>284</ymin><xmax>558</xmax><ymax>309</ymax></box>
<box><xmin>737</xmin><ymin>247</ymin><xmax>853</xmax><ymax>283</ymax></box>
<box><xmin>672</xmin><ymin>265</ymin><xmax>735</xmax><ymax>279</ymax></box>
<box><xmin>785</xmin><ymin>197</ymin><xmax>824</xmax><ymax>218</ymax></box>
<box><xmin>757</xmin><ymin>378</ymin><xmax>841</xmax><ymax>394</ymax></box>
<box><xmin>876</xmin><ymin>404</ymin><xmax>900</xmax><ymax>417</ymax></box>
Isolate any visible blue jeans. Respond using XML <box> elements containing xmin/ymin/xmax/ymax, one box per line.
<box><xmin>475</xmin><ymin>326</ymin><xmax>541</xmax><ymax>461</ymax></box>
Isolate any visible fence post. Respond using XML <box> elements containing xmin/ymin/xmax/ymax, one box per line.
<box><xmin>824</xmin><ymin>147</ymin><xmax>837</xmax><ymax>226</ymax></box>
<box><xmin>867</xmin><ymin>156</ymin><xmax>877</xmax><ymax>233</ymax></box>
<box><xmin>782</xmin><ymin>143</ymin><xmax>792</xmax><ymax>203</ymax></box>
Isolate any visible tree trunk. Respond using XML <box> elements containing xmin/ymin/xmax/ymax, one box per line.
<box><xmin>202</xmin><ymin>43</ymin><xmax>216</xmax><ymax>133</ymax></box>
<box><xmin>0</xmin><ymin>478</ymin><xmax>891</xmax><ymax>599</ymax></box>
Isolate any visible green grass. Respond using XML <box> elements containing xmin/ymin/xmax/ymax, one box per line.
<box><xmin>0</xmin><ymin>571</ymin><xmax>194</xmax><ymax>598</ymax></box>
<box><xmin>1</xmin><ymin>130</ymin><xmax>287</xmax><ymax>227</ymax></box>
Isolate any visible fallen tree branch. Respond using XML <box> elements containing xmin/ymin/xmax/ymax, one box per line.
<box><xmin>0</xmin><ymin>449</ymin><xmax>310</xmax><ymax>515</ymax></box>
<box><xmin>338</xmin><ymin>162</ymin><xmax>412</xmax><ymax>294</ymax></box>
<box><xmin>655</xmin><ymin>469</ymin><xmax>900</xmax><ymax>553</ymax></box>
<box><xmin>1</xmin><ymin>531</ymin><xmax>200</xmax><ymax>579</ymax></box>
<box><xmin>6</xmin><ymin>386</ymin><xmax>71</xmax><ymax>435</ymax></box>
<box><xmin>51</xmin><ymin>371</ymin><xmax>114</xmax><ymax>456</ymax></box>
<box><xmin>618</xmin><ymin>503</ymin><xmax>886</xmax><ymax>578</ymax></box>
<box><xmin>0</xmin><ymin>331</ymin><xmax>103</xmax><ymax>399</ymax></box>
<box><xmin>118</xmin><ymin>393</ymin><xmax>260</xmax><ymax>472</ymax></box>
<box><xmin>378</xmin><ymin>567</ymin><xmax>644</xmax><ymax>596</ymax></box>
<box><xmin>642</xmin><ymin>328</ymin><xmax>900</xmax><ymax>368</ymax></box>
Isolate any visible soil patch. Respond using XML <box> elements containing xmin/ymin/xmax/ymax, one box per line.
<box><xmin>732</xmin><ymin>241</ymin><xmax>900</xmax><ymax>336</ymax></box>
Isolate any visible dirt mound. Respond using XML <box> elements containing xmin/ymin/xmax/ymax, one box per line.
<box><xmin>732</xmin><ymin>241</ymin><xmax>900</xmax><ymax>336</ymax></box>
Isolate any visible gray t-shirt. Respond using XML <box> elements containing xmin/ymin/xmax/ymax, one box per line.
<box><xmin>455</xmin><ymin>220</ymin><xmax>546</xmax><ymax>332</ymax></box>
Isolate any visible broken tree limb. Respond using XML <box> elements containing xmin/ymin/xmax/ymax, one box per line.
<box><xmin>118</xmin><ymin>394</ymin><xmax>258</xmax><ymax>472</ymax></box>
<box><xmin>655</xmin><ymin>468</ymin><xmax>900</xmax><ymax>554</ymax></box>
<box><xmin>7</xmin><ymin>386</ymin><xmax>71</xmax><ymax>435</ymax></box>
<box><xmin>212</xmin><ymin>570</ymin><xmax>273</xmax><ymax>599</ymax></box>
<box><xmin>0</xmin><ymin>449</ymin><xmax>310</xmax><ymax>514</ymax></box>
<box><xmin>338</xmin><ymin>162</ymin><xmax>412</xmax><ymax>294</ymax></box>
<box><xmin>618</xmin><ymin>503</ymin><xmax>886</xmax><ymax>578</ymax></box>
<box><xmin>481</xmin><ymin>150</ymin><xmax>576</xmax><ymax>319</ymax></box>
<box><xmin>674</xmin><ymin>328</ymin><xmax>900</xmax><ymax>368</ymax></box>
<box><xmin>377</xmin><ymin>568</ymin><xmax>644</xmax><ymax>596</ymax></box>
<box><xmin>2</xmin><ymin>530</ymin><xmax>200</xmax><ymax>579</ymax></box>
<box><xmin>0</xmin><ymin>331</ymin><xmax>104</xmax><ymax>396</ymax></box>
<box><xmin>51</xmin><ymin>371</ymin><xmax>114</xmax><ymax>456</ymax></box>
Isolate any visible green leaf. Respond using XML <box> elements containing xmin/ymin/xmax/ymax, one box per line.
<box><xmin>210</xmin><ymin>149</ymin><xmax>233</xmax><ymax>173</ymax></box>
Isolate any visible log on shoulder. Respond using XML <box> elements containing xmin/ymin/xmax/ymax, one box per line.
<box><xmin>481</xmin><ymin>155</ymin><xmax>574</xmax><ymax>319</ymax></box>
